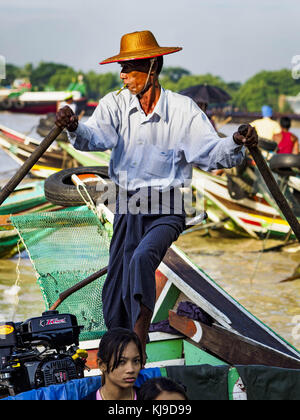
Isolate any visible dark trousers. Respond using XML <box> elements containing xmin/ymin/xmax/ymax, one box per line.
<box><xmin>102</xmin><ymin>211</ymin><xmax>185</xmax><ymax>331</ymax></box>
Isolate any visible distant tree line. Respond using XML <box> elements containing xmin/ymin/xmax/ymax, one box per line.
<box><xmin>2</xmin><ymin>61</ymin><xmax>300</xmax><ymax>112</ymax></box>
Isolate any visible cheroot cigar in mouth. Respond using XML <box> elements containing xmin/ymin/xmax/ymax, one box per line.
<box><xmin>117</xmin><ymin>84</ymin><xmax>128</xmax><ymax>95</ymax></box>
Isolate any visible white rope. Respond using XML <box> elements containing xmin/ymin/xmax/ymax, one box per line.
<box><xmin>4</xmin><ymin>240</ymin><xmax>22</xmax><ymax>321</ymax></box>
<box><xmin>74</xmin><ymin>180</ymin><xmax>106</xmax><ymax>224</ymax></box>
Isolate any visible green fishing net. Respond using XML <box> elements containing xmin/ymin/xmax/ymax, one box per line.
<box><xmin>11</xmin><ymin>206</ymin><xmax>113</xmax><ymax>340</ymax></box>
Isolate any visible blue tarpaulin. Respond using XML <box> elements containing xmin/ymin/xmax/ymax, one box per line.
<box><xmin>1</xmin><ymin>368</ymin><xmax>162</xmax><ymax>400</ymax></box>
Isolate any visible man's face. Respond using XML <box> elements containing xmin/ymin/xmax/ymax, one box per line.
<box><xmin>119</xmin><ymin>59</ymin><xmax>151</xmax><ymax>95</ymax></box>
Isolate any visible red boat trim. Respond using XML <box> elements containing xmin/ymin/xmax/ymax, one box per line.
<box><xmin>240</xmin><ymin>218</ymin><xmax>262</xmax><ymax>227</ymax></box>
<box><xmin>1</xmin><ymin>129</ymin><xmax>24</xmax><ymax>143</ymax></box>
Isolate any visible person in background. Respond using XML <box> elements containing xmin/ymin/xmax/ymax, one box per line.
<box><xmin>250</xmin><ymin>105</ymin><xmax>281</xmax><ymax>140</ymax></box>
<box><xmin>84</xmin><ymin>328</ymin><xmax>143</xmax><ymax>400</ymax></box>
<box><xmin>138</xmin><ymin>377</ymin><xmax>188</xmax><ymax>400</ymax></box>
<box><xmin>57</xmin><ymin>93</ymin><xmax>77</xmax><ymax>114</ymax></box>
<box><xmin>273</xmin><ymin>116</ymin><xmax>299</xmax><ymax>154</ymax></box>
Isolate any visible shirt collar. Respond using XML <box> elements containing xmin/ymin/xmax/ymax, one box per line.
<box><xmin>128</xmin><ymin>88</ymin><xmax>167</xmax><ymax>122</ymax></box>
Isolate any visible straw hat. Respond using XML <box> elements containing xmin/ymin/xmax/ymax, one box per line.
<box><xmin>100</xmin><ymin>30</ymin><xmax>182</xmax><ymax>65</ymax></box>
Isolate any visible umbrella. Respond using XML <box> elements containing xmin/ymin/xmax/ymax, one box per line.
<box><xmin>178</xmin><ymin>84</ymin><xmax>231</xmax><ymax>104</ymax></box>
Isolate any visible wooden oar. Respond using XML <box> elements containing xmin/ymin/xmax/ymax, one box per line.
<box><xmin>279</xmin><ymin>264</ymin><xmax>300</xmax><ymax>283</ymax></box>
<box><xmin>0</xmin><ymin>125</ymin><xmax>62</xmax><ymax>206</ymax></box>
<box><xmin>50</xmin><ymin>266</ymin><xmax>108</xmax><ymax>310</ymax></box>
<box><xmin>239</xmin><ymin>125</ymin><xmax>300</xmax><ymax>242</ymax></box>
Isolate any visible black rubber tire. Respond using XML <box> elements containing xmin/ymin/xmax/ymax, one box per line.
<box><xmin>269</xmin><ymin>154</ymin><xmax>300</xmax><ymax>177</ymax></box>
<box><xmin>44</xmin><ymin>166</ymin><xmax>111</xmax><ymax>207</ymax></box>
<box><xmin>258</xmin><ymin>137</ymin><xmax>278</xmax><ymax>152</ymax></box>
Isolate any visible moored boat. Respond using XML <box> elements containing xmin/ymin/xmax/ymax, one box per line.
<box><xmin>7</xmin><ymin>178</ymin><xmax>300</xmax><ymax>399</ymax></box>
<box><xmin>0</xmin><ymin>124</ymin><xmax>70</xmax><ymax>178</ymax></box>
<box><xmin>0</xmin><ymin>179</ymin><xmax>65</xmax><ymax>258</ymax></box>
<box><xmin>0</xmin><ymin>123</ymin><xmax>110</xmax><ymax>178</ymax></box>
<box><xmin>0</xmin><ymin>91</ymin><xmax>87</xmax><ymax>115</ymax></box>
<box><xmin>0</xmin><ymin>181</ymin><xmax>46</xmax><ymax>215</ymax></box>
<box><xmin>192</xmin><ymin>167</ymin><xmax>300</xmax><ymax>239</ymax></box>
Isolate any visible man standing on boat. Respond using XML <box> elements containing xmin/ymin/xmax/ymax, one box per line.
<box><xmin>55</xmin><ymin>30</ymin><xmax>258</xmax><ymax>363</ymax></box>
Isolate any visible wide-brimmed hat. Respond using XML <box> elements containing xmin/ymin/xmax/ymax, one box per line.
<box><xmin>100</xmin><ymin>30</ymin><xmax>182</xmax><ymax>65</ymax></box>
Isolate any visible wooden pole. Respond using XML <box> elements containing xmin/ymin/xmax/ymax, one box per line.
<box><xmin>239</xmin><ymin>125</ymin><xmax>300</xmax><ymax>242</ymax></box>
<box><xmin>0</xmin><ymin>125</ymin><xmax>62</xmax><ymax>206</ymax></box>
<box><xmin>50</xmin><ymin>266</ymin><xmax>108</xmax><ymax>310</ymax></box>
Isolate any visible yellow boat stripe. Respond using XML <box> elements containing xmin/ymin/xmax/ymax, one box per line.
<box><xmin>246</xmin><ymin>213</ymin><xmax>288</xmax><ymax>226</ymax></box>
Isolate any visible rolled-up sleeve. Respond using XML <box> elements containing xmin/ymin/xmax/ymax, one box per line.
<box><xmin>182</xmin><ymin>111</ymin><xmax>245</xmax><ymax>171</ymax></box>
<box><xmin>67</xmin><ymin>94</ymin><xmax>119</xmax><ymax>152</ymax></box>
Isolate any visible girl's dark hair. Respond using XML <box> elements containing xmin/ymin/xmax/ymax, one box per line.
<box><xmin>98</xmin><ymin>328</ymin><xmax>143</xmax><ymax>383</ymax></box>
<box><xmin>137</xmin><ymin>377</ymin><xmax>188</xmax><ymax>400</ymax></box>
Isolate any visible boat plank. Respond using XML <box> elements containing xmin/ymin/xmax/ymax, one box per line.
<box><xmin>169</xmin><ymin>311</ymin><xmax>300</xmax><ymax>369</ymax></box>
<box><xmin>163</xmin><ymin>247</ymin><xmax>300</xmax><ymax>360</ymax></box>
<box><xmin>0</xmin><ymin>215</ymin><xmax>12</xmax><ymax>226</ymax></box>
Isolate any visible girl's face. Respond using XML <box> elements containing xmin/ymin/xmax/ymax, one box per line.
<box><xmin>101</xmin><ymin>341</ymin><xmax>142</xmax><ymax>389</ymax></box>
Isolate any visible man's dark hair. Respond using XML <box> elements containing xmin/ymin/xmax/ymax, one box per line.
<box><xmin>280</xmin><ymin>116</ymin><xmax>291</xmax><ymax>130</ymax></box>
<box><xmin>137</xmin><ymin>376</ymin><xmax>188</xmax><ymax>400</ymax></box>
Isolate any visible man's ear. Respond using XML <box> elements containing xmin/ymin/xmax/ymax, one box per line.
<box><xmin>151</xmin><ymin>59</ymin><xmax>159</xmax><ymax>76</ymax></box>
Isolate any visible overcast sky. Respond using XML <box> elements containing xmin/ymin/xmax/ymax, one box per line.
<box><xmin>0</xmin><ymin>0</ymin><xmax>299</xmax><ymax>82</ymax></box>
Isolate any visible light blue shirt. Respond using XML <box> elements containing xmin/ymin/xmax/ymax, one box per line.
<box><xmin>69</xmin><ymin>88</ymin><xmax>244</xmax><ymax>190</ymax></box>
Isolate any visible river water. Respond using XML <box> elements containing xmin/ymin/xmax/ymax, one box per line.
<box><xmin>0</xmin><ymin>111</ymin><xmax>299</xmax><ymax>350</ymax></box>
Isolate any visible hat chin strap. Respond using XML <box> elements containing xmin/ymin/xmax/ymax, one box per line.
<box><xmin>136</xmin><ymin>58</ymin><xmax>156</xmax><ymax>98</ymax></box>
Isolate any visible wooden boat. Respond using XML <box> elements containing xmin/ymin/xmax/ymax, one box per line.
<box><xmin>81</xmin><ymin>243</ymin><xmax>300</xmax><ymax>373</ymax></box>
<box><xmin>36</xmin><ymin>114</ymin><xmax>69</xmax><ymax>142</ymax></box>
<box><xmin>78</xmin><ymin>206</ymin><xmax>300</xmax><ymax>400</ymax></box>
<box><xmin>192</xmin><ymin>168</ymin><xmax>298</xmax><ymax>239</ymax></box>
<box><xmin>0</xmin><ymin>124</ymin><xmax>72</xmax><ymax>178</ymax></box>
<box><xmin>56</xmin><ymin>141</ymin><xmax>110</xmax><ymax>167</ymax></box>
<box><xmin>9</xmin><ymin>186</ymin><xmax>300</xmax><ymax>400</ymax></box>
<box><xmin>48</xmin><ymin>140</ymin><xmax>295</xmax><ymax>240</ymax></box>
<box><xmin>0</xmin><ymin>181</ymin><xmax>64</xmax><ymax>258</ymax></box>
<box><xmin>1</xmin><ymin>119</ymin><xmax>296</xmax><ymax>239</ymax></box>
<box><xmin>0</xmin><ymin>200</ymin><xmax>65</xmax><ymax>259</ymax></box>
<box><xmin>0</xmin><ymin>91</ymin><xmax>87</xmax><ymax>115</ymax></box>
<box><xmin>0</xmin><ymin>181</ymin><xmax>47</xmax><ymax>216</ymax></box>
<box><xmin>0</xmin><ymin>124</ymin><xmax>110</xmax><ymax>178</ymax></box>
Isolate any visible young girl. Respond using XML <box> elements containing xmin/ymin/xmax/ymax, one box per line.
<box><xmin>85</xmin><ymin>328</ymin><xmax>143</xmax><ymax>400</ymax></box>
